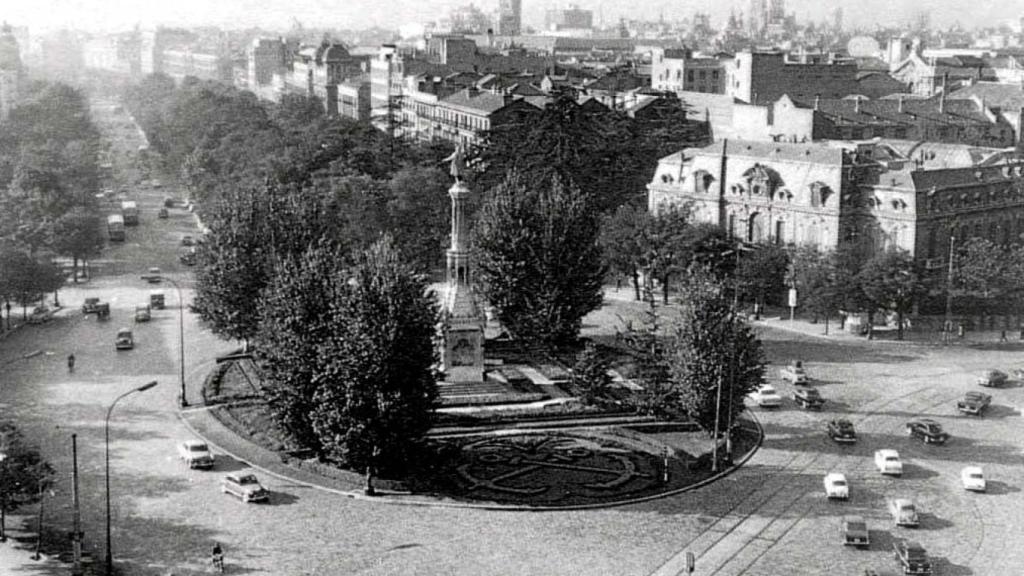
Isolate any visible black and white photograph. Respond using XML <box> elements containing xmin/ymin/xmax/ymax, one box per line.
<box><xmin>0</xmin><ymin>0</ymin><xmax>1022</xmax><ymax>574</ymax></box>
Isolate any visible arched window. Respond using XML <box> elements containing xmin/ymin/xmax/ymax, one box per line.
<box><xmin>748</xmin><ymin>212</ymin><xmax>765</xmax><ymax>243</ymax></box>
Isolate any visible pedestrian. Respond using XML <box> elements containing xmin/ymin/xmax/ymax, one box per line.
<box><xmin>957</xmin><ymin>323</ymin><xmax>965</xmax><ymax>339</ymax></box>
<box><xmin>67</xmin><ymin>353</ymin><xmax>75</xmax><ymax>373</ymax></box>
<box><xmin>1000</xmin><ymin>329</ymin><xmax>1008</xmax><ymax>342</ymax></box>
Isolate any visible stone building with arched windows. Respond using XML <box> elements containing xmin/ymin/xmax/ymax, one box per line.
<box><xmin>647</xmin><ymin>138</ymin><xmax>1024</xmax><ymax>267</ymax></box>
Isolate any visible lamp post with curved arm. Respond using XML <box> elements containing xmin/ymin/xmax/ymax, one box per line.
<box><xmin>141</xmin><ymin>273</ymin><xmax>187</xmax><ymax>407</ymax></box>
<box><xmin>105</xmin><ymin>380</ymin><xmax>157</xmax><ymax>576</ymax></box>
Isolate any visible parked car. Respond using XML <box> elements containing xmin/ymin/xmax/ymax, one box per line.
<box><xmin>906</xmin><ymin>419</ymin><xmax>949</xmax><ymax>445</ymax></box>
<box><xmin>977</xmin><ymin>369</ymin><xmax>1008</xmax><ymax>387</ymax></box>
<box><xmin>177</xmin><ymin>440</ymin><xmax>215</xmax><ymax>469</ymax></box>
<box><xmin>793</xmin><ymin>387</ymin><xmax>825</xmax><ymax>410</ymax></box>
<box><xmin>82</xmin><ymin>297</ymin><xmax>101</xmax><ymax>314</ymax></box>
<box><xmin>149</xmin><ymin>290</ymin><xmax>165</xmax><ymax>310</ymax></box>
<box><xmin>827</xmin><ymin>419</ymin><xmax>857</xmax><ymax>443</ymax></box>
<box><xmin>146</xmin><ymin>267</ymin><xmax>162</xmax><ymax>283</ymax></box>
<box><xmin>961</xmin><ymin>466</ymin><xmax>986</xmax><ymax>492</ymax></box>
<box><xmin>748</xmin><ymin>384</ymin><xmax>782</xmax><ymax>408</ymax></box>
<box><xmin>841</xmin><ymin>515</ymin><xmax>870</xmax><ymax>547</ymax></box>
<box><xmin>875</xmin><ymin>449</ymin><xmax>903</xmax><ymax>476</ymax></box>
<box><xmin>27</xmin><ymin>305</ymin><xmax>54</xmax><ymax>324</ymax></box>
<box><xmin>134</xmin><ymin>305</ymin><xmax>151</xmax><ymax>322</ymax></box>
<box><xmin>163</xmin><ymin>196</ymin><xmax>176</xmax><ymax>208</ymax></box>
<box><xmin>115</xmin><ymin>328</ymin><xmax>134</xmax><ymax>350</ymax></box>
<box><xmin>823</xmin><ymin>472</ymin><xmax>849</xmax><ymax>500</ymax></box>
<box><xmin>157</xmin><ymin>207</ymin><xmax>169</xmax><ymax>219</ymax></box>
<box><xmin>888</xmin><ymin>498</ymin><xmax>920</xmax><ymax>527</ymax></box>
<box><xmin>779</xmin><ymin>360</ymin><xmax>809</xmax><ymax>385</ymax></box>
<box><xmin>179</xmin><ymin>250</ymin><xmax>196</xmax><ymax>266</ymax></box>
<box><xmin>96</xmin><ymin>302</ymin><xmax>110</xmax><ymax>320</ymax></box>
<box><xmin>181</xmin><ymin>234</ymin><xmax>195</xmax><ymax>246</ymax></box>
<box><xmin>893</xmin><ymin>539</ymin><xmax>932</xmax><ymax>575</ymax></box>
<box><xmin>221</xmin><ymin>472</ymin><xmax>269</xmax><ymax>503</ymax></box>
<box><xmin>956</xmin><ymin>391</ymin><xmax>992</xmax><ymax>416</ymax></box>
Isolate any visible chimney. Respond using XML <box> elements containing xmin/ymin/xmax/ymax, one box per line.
<box><xmin>897</xmin><ymin>94</ymin><xmax>904</xmax><ymax>113</ymax></box>
<box><xmin>814</xmin><ymin>93</ymin><xmax>820</xmax><ymax>110</ymax></box>
<box><xmin>940</xmin><ymin>73</ymin><xmax>948</xmax><ymax>113</ymax></box>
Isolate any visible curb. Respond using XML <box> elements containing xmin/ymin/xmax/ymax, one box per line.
<box><xmin>177</xmin><ymin>402</ymin><xmax>765</xmax><ymax>512</ymax></box>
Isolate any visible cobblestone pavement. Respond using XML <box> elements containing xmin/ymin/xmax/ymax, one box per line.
<box><xmin>3</xmin><ymin>100</ymin><xmax>1024</xmax><ymax>575</ymax></box>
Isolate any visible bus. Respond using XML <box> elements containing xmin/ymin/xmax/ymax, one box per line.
<box><xmin>121</xmin><ymin>200</ymin><xmax>139</xmax><ymax>226</ymax></box>
<box><xmin>107</xmin><ymin>214</ymin><xmax>125</xmax><ymax>241</ymax></box>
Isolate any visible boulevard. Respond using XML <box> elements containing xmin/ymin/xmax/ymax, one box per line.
<box><xmin>2</xmin><ymin>102</ymin><xmax>1024</xmax><ymax>576</ymax></box>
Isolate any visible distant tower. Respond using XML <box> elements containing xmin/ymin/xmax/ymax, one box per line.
<box><xmin>497</xmin><ymin>0</ymin><xmax>522</xmax><ymax>36</ymax></box>
<box><xmin>440</xmin><ymin>147</ymin><xmax>486</xmax><ymax>383</ymax></box>
<box><xmin>0</xmin><ymin>23</ymin><xmax>23</xmax><ymax>122</ymax></box>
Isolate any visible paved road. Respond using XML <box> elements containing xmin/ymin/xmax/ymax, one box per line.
<box><xmin>3</xmin><ymin>99</ymin><xmax>1024</xmax><ymax>575</ymax></box>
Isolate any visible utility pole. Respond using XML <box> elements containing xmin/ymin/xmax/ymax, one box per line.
<box><xmin>944</xmin><ymin>235</ymin><xmax>955</xmax><ymax>344</ymax></box>
<box><xmin>71</xmin><ymin>434</ymin><xmax>83</xmax><ymax>576</ymax></box>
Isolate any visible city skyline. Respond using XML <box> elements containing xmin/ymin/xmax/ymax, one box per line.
<box><xmin>3</xmin><ymin>0</ymin><xmax>1018</xmax><ymax>35</ymax></box>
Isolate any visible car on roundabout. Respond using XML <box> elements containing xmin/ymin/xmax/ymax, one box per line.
<box><xmin>134</xmin><ymin>305</ymin><xmax>151</xmax><ymax>322</ymax></box>
<box><xmin>888</xmin><ymin>498</ymin><xmax>920</xmax><ymax>527</ymax></box>
<box><xmin>748</xmin><ymin>384</ymin><xmax>782</xmax><ymax>408</ymax></box>
<box><xmin>841</xmin><ymin>515</ymin><xmax>869</xmax><ymax>547</ymax></box>
<box><xmin>115</xmin><ymin>328</ymin><xmax>134</xmax><ymax>350</ymax></box>
<box><xmin>893</xmin><ymin>539</ymin><xmax>932</xmax><ymax>575</ymax></box>
<box><xmin>956</xmin><ymin>391</ymin><xmax>992</xmax><ymax>416</ymax></box>
<box><xmin>906</xmin><ymin>419</ymin><xmax>949</xmax><ymax>445</ymax></box>
<box><xmin>181</xmin><ymin>234</ymin><xmax>195</xmax><ymax>246</ymax></box>
<box><xmin>146</xmin><ymin>267</ymin><xmax>162</xmax><ymax>283</ymax></box>
<box><xmin>82</xmin><ymin>297</ymin><xmax>101</xmax><ymax>314</ymax></box>
<box><xmin>875</xmin><ymin>449</ymin><xmax>903</xmax><ymax>476</ymax></box>
<box><xmin>27</xmin><ymin>305</ymin><xmax>54</xmax><ymax>324</ymax></box>
<box><xmin>961</xmin><ymin>466</ymin><xmax>986</xmax><ymax>492</ymax></box>
<box><xmin>977</xmin><ymin>369</ymin><xmax>1008</xmax><ymax>387</ymax></box>
<box><xmin>794</xmin><ymin>387</ymin><xmax>825</xmax><ymax>409</ymax></box>
<box><xmin>178</xmin><ymin>440</ymin><xmax>215</xmax><ymax>469</ymax></box>
<box><xmin>827</xmin><ymin>419</ymin><xmax>857</xmax><ymax>443</ymax></box>
<box><xmin>823</xmin><ymin>472</ymin><xmax>849</xmax><ymax>500</ymax></box>
<box><xmin>779</xmin><ymin>360</ymin><xmax>809</xmax><ymax>385</ymax></box>
<box><xmin>221</xmin><ymin>471</ymin><xmax>269</xmax><ymax>503</ymax></box>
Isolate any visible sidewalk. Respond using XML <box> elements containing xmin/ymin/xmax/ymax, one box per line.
<box><xmin>0</xmin><ymin>515</ymin><xmax>70</xmax><ymax>576</ymax></box>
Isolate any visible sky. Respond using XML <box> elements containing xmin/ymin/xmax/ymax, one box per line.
<box><xmin>3</xmin><ymin>0</ymin><xmax>1022</xmax><ymax>34</ymax></box>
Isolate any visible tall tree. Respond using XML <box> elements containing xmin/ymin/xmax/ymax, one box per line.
<box><xmin>734</xmin><ymin>242</ymin><xmax>789</xmax><ymax>314</ymax></box>
<box><xmin>951</xmin><ymin>237</ymin><xmax>1010</xmax><ymax>315</ymax></box>
<box><xmin>664</xmin><ymin>273</ymin><xmax>766</xmax><ymax>434</ymax></box>
<box><xmin>52</xmin><ymin>208</ymin><xmax>105</xmax><ymax>281</ymax></box>
<box><xmin>600</xmin><ymin>203</ymin><xmax>651</xmax><ymax>301</ymax></box>
<box><xmin>640</xmin><ymin>205</ymin><xmax>691</xmax><ymax>303</ymax></box>
<box><xmin>309</xmin><ymin>237</ymin><xmax>439</xmax><ymax>488</ymax></box>
<box><xmin>474</xmin><ymin>172</ymin><xmax>606</xmax><ymax>346</ymax></box>
<box><xmin>857</xmin><ymin>249</ymin><xmax>926</xmax><ymax>340</ymax></box>
<box><xmin>0</xmin><ymin>422</ymin><xmax>55</xmax><ymax>540</ymax></box>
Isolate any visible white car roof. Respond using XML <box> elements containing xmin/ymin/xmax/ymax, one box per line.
<box><xmin>876</xmin><ymin>449</ymin><xmax>899</xmax><ymax>457</ymax></box>
<box><xmin>892</xmin><ymin>498</ymin><xmax>913</xmax><ymax>506</ymax></box>
<box><xmin>825</xmin><ymin>472</ymin><xmax>846</xmax><ymax>480</ymax></box>
<box><xmin>962</xmin><ymin>466</ymin><xmax>983</xmax><ymax>474</ymax></box>
<box><xmin>182</xmin><ymin>439</ymin><xmax>207</xmax><ymax>447</ymax></box>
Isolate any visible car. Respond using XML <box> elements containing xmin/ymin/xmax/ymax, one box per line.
<box><xmin>748</xmin><ymin>384</ymin><xmax>782</xmax><ymax>407</ymax></box>
<box><xmin>875</xmin><ymin>449</ymin><xmax>903</xmax><ymax>475</ymax></box>
<box><xmin>793</xmin><ymin>387</ymin><xmax>825</xmax><ymax>409</ymax></box>
<box><xmin>181</xmin><ymin>234</ymin><xmax>195</xmax><ymax>246</ymax></box>
<box><xmin>163</xmin><ymin>196</ymin><xmax>176</xmax><ymax>208</ymax></box>
<box><xmin>841</xmin><ymin>515</ymin><xmax>870</xmax><ymax>547</ymax></box>
<box><xmin>177</xmin><ymin>440</ymin><xmax>215</xmax><ymax>469</ymax></box>
<box><xmin>906</xmin><ymin>419</ymin><xmax>949</xmax><ymax>445</ymax></box>
<box><xmin>149</xmin><ymin>290</ymin><xmax>165</xmax><ymax>310</ymax></box>
<box><xmin>961</xmin><ymin>466</ymin><xmax>986</xmax><ymax>492</ymax></box>
<box><xmin>893</xmin><ymin>539</ymin><xmax>932</xmax><ymax>575</ymax></box>
<box><xmin>151</xmin><ymin>179</ymin><xmax>162</xmax><ymax>188</ymax></box>
<box><xmin>779</xmin><ymin>360</ymin><xmax>809</xmax><ymax>385</ymax></box>
<box><xmin>888</xmin><ymin>498</ymin><xmax>920</xmax><ymax>527</ymax></box>
<box><xmin>823</xmin><ymin>472</ymin><xmax>849</xmax><ymax>499</ymax></box>
<box><xmin>827</xmin><ymin>419</ymin><xmax>858</xmax><ymax>443</ymax></box>
<box><xmin>134</xmin><ymin>305</ymin><xmax>151</xmax><ymax>322</ymax></box>
<box><xmin>977</xmin><ymin>369</ymin><xmax>1008</xmax><ymax>387</ymax></box>
<box><xmin>115</xmin><ymin>328</ymin><xmax>134</xmax><ymax>350</ymax></box>
<box><xmin>157</xmin><ymin>207</ymin><xmax>169</xmax><ymax>219</ymax></box>
<box><xmin>82</xmin><ymin>297</ymin><xmax>101</xmax><ymax>314</ymax></box>
<box><xmin>221</xmin><ymin>472</ymin><xmax>269</xmax><ymax>503</ymax></box>
<box><xmin>179</xmin><ymin>250</ymin><xmax>196</xmax><ymax>266</ymax></box>
<box><xmin>146</xmin><ymin>267</ymin><xmax>162</xmax><ymax>283</ymax></box>
<box><xmin>27</xmin><ymin>305</ymin><xmax>54</xmax><ymax>324</ymax></box>
<box><xmin>956</xmin><ymin>391</ymin><xmax>992</xmax><ymax>416</ymax></box>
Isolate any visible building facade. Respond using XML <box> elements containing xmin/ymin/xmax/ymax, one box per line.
<box><xmin>651</xmin><ymin>48</ymin><xmax>725</xmax><ymax>94</ymax></box>
<box><xmin>725</xmin><ymin>51</ymin><xmax>858</xmax><ymax>105</ymax></box>
<box><xmin>0</xmin><ymin>24</ymin><xmax>22</xmax><ymax>121</ymax></box>
<box><xmin>497</xmin><ymin>0</ymin><xmax>522</xmax><ymax>36</ymax></box>
<box><xmin>647</xmin><ymin>139</ymin><xmax>1024</xmax><ymax>266</ymax></box>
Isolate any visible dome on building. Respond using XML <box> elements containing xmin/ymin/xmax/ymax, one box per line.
<box><xmin>0</xmin><ymin>23</ymin><xmax>22</xmax><ymax>71</ymax></box>
<box><xmin>847</xmin><ymin>36</ymin><xmax>881</xmax><ymax>58</ymax></box>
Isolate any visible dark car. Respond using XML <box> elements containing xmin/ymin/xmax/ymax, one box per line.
<box><xmin>842</xmin><ymin>515</ymin><xmax>870</xmax><ymax>547</ymax></box>
<box><xmin>828</xmin><ymin>419</ymin><xmax>858</xmax><ymax>443</ymax></box>
<box><xmin>82</xmin><ymin>297</ymin><xmax>101</xmax><ymax>314</ymax></box>
<box><xmin>906</xmin><ymin>419</ymin><xmax>949</xmax><ymax>445</ymax></box>
<box><xmin>794</xmin><ymin>387</ymin><xmax>825</xmax><ymax>410</ymax></box>
<box><xmin>956</xmin><ymin>391</ymin><xmax>992</xmax><ymax>416</ymax></box>
<box><xmin>179</xmin><ymin>250</ymin><xmax>196</xmax><ymax>266</ymax></box>
<box><xmin>893</xmin><ymin>540</ymin><xmax>932</xmax><ymax>575</ymax></box>
<box><xmin>976</xmin><ymin>369</ymin><xmax>1008</xmax><ymax>387</ymax></box>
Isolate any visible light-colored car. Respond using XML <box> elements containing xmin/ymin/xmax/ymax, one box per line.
<box><xmin>824</xmin><ymin>472</ymin><xmax>849</xmax><ymax>499</ymax></box>
<box><xmin>146</xmin><ymin>267</ymin><xmax>162</xmax><ymax>283</ymax></box>
<box><xmin>874</xmin><ymin>449</ymin><xmax>903</xmax><ymax>476</ymax></box>
<box><xmin>888</xmin><ymin>498</ymin><xmax>920</xmax><ymax>527</ymax></box>
<box><xmin>961</xmin><ymin>466</ymin><xmax>986</xmax><ymax>492</ymax></box>
<box><xmin>27</xmin><ymin>305</ymin><xmax>54</xmax><ymax>324</ymax></box>
<box><xmin>749</xmin><ymin>384</ymin><xmax>782</xmax><ymax>407</ymax></box>
<box><xmin>976</xmin><ymin>369</ymin><xmax>1008</xmax><ymax>387</ymax></box>
<box><xmin>841</xmin><ymin>515</ymin><xmax>870</xmax><ymax>547</ymax></box>
<box><xmin>177</xmin><ymin>440</ymin><xmax>215</xmax><ymax>469</ymax></box>
<box><xmin>134</xmin><ymin>305</ymin><xmax>151</xmax><ymax>322</ymax></box>
<box><xmin>221</xmin><ymin>472</ymin><xmax>269</xmax><ymax>503</ymax></box>
<box><xmin>779</xmin><ymin>360</ymin><xmax>809</xmax><ymax>385</ymax></box>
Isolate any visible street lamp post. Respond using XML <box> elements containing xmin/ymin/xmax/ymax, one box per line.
<box><xmin>105</xmin><ymin>381</ymin><xmax>157</xmax><ymax>576</ymax></box>
<box><xmin>141</xmin><ymin>274</ymin><xmax>187</xmax><ymax>406</ymax></box>
<box><xmin>0</xmin><ymin>452</ymin><xmax>6</xmax><ymax>543</ymax></box>
<box><xmin>944</xmin><ymin>235</ymin><xmax>956</xmax><ymax>345</ymax></box>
